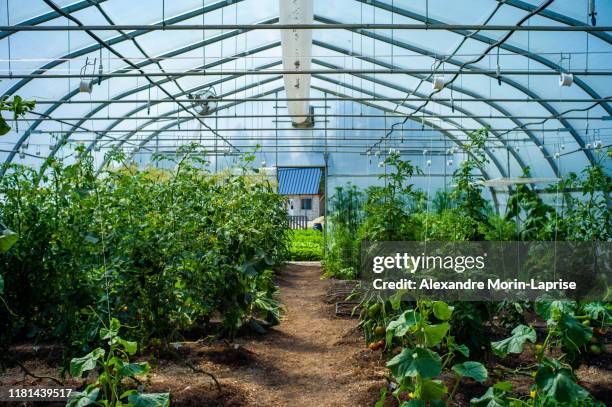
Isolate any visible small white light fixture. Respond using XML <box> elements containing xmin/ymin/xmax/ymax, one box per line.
<box><xmin>586</xmin><ymin>143</ymin><xmax>592</xmax><ymax>149</ymax></box>
<box><xmin>426</xmin><ymin>159</ymin><xmax>432</xmax><ymax>166</ymax></box>
<box><xmin>432</xmin><ymin>74</ymin><xmax>445</xmax><ymax>90</ymax></box>
<box><xmin>554</xmin><ymin>152</ymin><xmax>561</xmax><ymax>159</ymax></box>
<box><xmin>378</xmin><ymin>161</ymin><xmax>385</xmax><ymax>168</ymax></box>
<box><xmin>560</xmin><ymin>144</ymin><xmax>565</xmax><ymax>150</ymax></box>
<box><xmin>447</xmin><ymin>159</ymin><xmax>453</xmax><ymax>166</ymax></box>
<box><xmin>594</xmin><ymin>140</ymin><xmax>602</xmax><ymax>148</ymax></box>
<box><xmin>261</xmin><ymin>160</ymin><xmax>266</xmax><ymax>167</ymax></box>
<box><xmin>559</xmin><ymin>72</ymin><xmax>573</xmax><ymax>87</ymax></box>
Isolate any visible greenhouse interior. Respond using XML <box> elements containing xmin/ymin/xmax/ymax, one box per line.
<box><xmin>0</xmin><ymin>0</ymin><xmax>610</xmax><ymax>406</ymax></box>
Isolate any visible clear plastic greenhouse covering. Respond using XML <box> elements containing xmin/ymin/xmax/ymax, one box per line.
<box><xmin>0</xmin><ymin>0</ymin><xmax>610</xmax><ymax>213</ymax></box>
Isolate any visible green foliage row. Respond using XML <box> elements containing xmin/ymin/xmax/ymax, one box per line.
<box><xmin>324</xmin><ymin>129</ymin><xmax>610</xmax><ymax>406</ymax></box>
<box><xmin>287</xmin><ymin>229</ymin><xmax>323</xmax><ymax>261</ymax></box>
<box><xmin>0</xmin><ymin>145</ymin><xmax>289</xmax><ymax>353</ymax></box>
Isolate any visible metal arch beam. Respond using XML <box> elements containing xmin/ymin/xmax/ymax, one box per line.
<box><xmin>76</xmin><ymin>42</ymin><xmax>282</xmax><ymax>150</ymax></box>
<box><xmin>349</xmin><ymin>3</ymin><xmax>604</xmax><ymax>163</ymax></box>
<box><xmin>311</xmin><ymin>25</ymin><xmax>557</xmax><ymax>177</ymax></box>
<box><xmin>309</xmin><ymin>76</ymin><xmax>510</xmax><ymax>181</ymax></box>
<box><xmin>80</xmin><ymin>67</ymin><xmax>283</xmax><ymax>154</ymax></box>
<box><xmin>359</xmin><ymin>0</ymin><xmax>612</xmax><ymax>117</ymax></box>
<box><xmin>68</xmin><ymin>37</ymin><xmax>516</xmax><ymax>167</ymax></box>
<box><xmin>2</xmin><ymin>0</ymin><xmax>248</xmax><ymax>99</ymax></box>
<box><xmin>6</xmin><ymin>8</ymin><xmax>593</xmax><ymax>172</ymax></box>
<box><xmin>132</xmin><ymin>78</ymin><xmax>509</xmax><ymax>181</ymax></box>
<box><xmin>311</xmin><ymin>75</ymin><xmax>511</xmax><ymax>180</ymax></box>
<box><xmin>310</xmin><ymin>85</ymin><xmax>502</xmax><ymax>213</ymax></box>
<box><xmin>310</xmin><ymin>43</ymin><xmax>535</xmax><ymax>176</ymax></box>
<box><xmin>6</xmin><ymin>3</ymin><xmax>595</xmax><ymax>173</ymax></box>
<box><xmin>0</xmin><ymin>19</ymin><xmax>278</xmax><ymax>177</ymax></box>
<box><xmin>40</xmin><ymin>34</ymin><xmax>536</xmax><ymax>179</ymax></box>
<box><xmin>130</xmin><ymin>83</ymin><xmax>503</xmax><ymax>213</ymax></box>
<box><xmin>95</xmin><ymin>65</ymin><xmax>512</xmax><ymax>183</ymax></box>
<box><xmin>503</xmin><ymin>0</ymin><xmax>612</xmax><ymax>45</ymax></box>
<box><xmin>315</xmin><ymin>13</ymin><xmax>593</xmax><ymax>167</ymax></box>
<box><xmin>63</xmin><ymin>35</ymin><xmax>529</xmax><ymax>177</ymax></box>
<box><xmin>94</xmin><ymin>76</ymin><xmax>285</xmax><ymax>171</ymax></box>
<box><xmin>0</xmin><ymin>0</ymin><xmax>107</xmax><ymax>41</ymax></box>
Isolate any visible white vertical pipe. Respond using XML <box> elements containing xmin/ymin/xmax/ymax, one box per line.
<box><xmin>279</xmin><ymin>0</ymin><xmax>313</xmax><ymax>127</ymax></box>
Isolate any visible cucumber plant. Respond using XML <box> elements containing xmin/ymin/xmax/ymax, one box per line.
<box><xmin>68</xmin><ymin>318</ymin><xmax>169</xmax><ymax>407</ymax></box>
<box><xmin>383</xmin><ymin>300</ymin><xmax>487</xmax><ymax>405</ymax></box>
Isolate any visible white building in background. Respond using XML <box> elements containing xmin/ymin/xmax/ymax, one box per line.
<box><xmin>277</xmin><ymin>167</ymin><xmax>324</xmax><ymax>223</ymax></box>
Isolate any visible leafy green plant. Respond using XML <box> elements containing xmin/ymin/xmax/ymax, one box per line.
<box><xmin>323</xmin><ymin>184</ymin><xmax>364</xmax><ymax>278</ymax></box>
<box><xmin>382</xmin><ymin>300</ymin><xmax>487</xmax><ymax>405</ymax></box>
<box><xmin>68</xmin><ymin>318</ymin><xmax>169</xmax><ymax>407</ymax></box>
<box><xmin>360</xmin><ymin>151</ymin><xmax>423</xmax><ymax>242</ymax></box>
<box><xmin>0</xmin><ymin>144</ymin><xmax>289</xmax><ymax>352</ymax></box>
<box><xmin>0</xmin><ymin>95</ymin><xmax>35</xmax><ymax>135</ymax></box>
<box><xmin>483</xmin><ymin>300</ymin><xmax>607</xmax><ymax>406</ymax></box>
<box><xmin>450</xmin><ymin>128</ymin><xmax>491</xmax><ymax>227</ymax></box>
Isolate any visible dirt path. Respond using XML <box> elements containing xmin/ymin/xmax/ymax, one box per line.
<box><xmin>151</xmin><ymin>262</ymin><xmax>386</xmax><ymax>406</ymax></box>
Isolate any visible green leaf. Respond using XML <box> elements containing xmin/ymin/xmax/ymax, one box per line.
<box><xmin>386</xmin><ymin>347</ymin><xmax>442</xmax><ymax>380</ymax></box>
<box><xmin>0</xmin><ymin>115</ymin><xmax>10</xmax><ymax>136</ymax></box>
<box><xmin>0</xmin><ymin>229</ymin><xmax>18</xmax><ymax>253</ymax></box>
<box><xmin>387</xmin><ymin>310</ymin><xmax>421</xmax><ymax>337</ymax></box>
<box><xmin>535</xmin><ymin>358</ymin><xmax>589</xmax><ymax>403</ymax></box>
<box><xmin>432</xmin><ymin>301</ymin><xmax>453</xmax><ymax>321</ymax></box>
<box><xmin>116</xmin><ymin>337</ymin><xmax>138</xmax><ymax>355</ymax></box>
<box><xmin>452</xmin><ymin>361</ymin><xmax>488</xmax><ymax>383</ymax></box>
<box><xmin>558</xmin><ymin>312</ymin><xmax>592</xmax><ymax>351</ymax></box>
<box><xmin>582</xmin><ymin>302</ymin><xmax>612</xmax><ymax>322</ymax></box>
<box><xmin>470</xmin><ymin>387</ymin><xmax>509</xmax><ymax>407</ymax></box>
<box><xmin>423</xmin><ymin>323</ymin><xmax>450</xmax><ymax>347</ymax></box>
<box><xmin>491</xmin><ymin>325</ymin><xmax>536</xmax><ymax>357</ymax></box>
<box><xmin>403</xmin><ymin>400</ymin><xmax>426</xmax><ymax>407</ymax></box>
<box><xmin>418</xmin><ymin>379</ymin><xmax>448</xmax><ymax>401</ymax></box>
<box><xmin>100</xmin><ymin>318</ymin><xmax>121</xmax><ymax>340</ymax></box>
<box><xmin>535</xmin><ymin>301</ymin><xmax>576</xmax><ymax>321</ymax></box>
<box><xmin>0</xmin><ymin>275</ymin><xmax>4</xmax><ymax>295</ymax></box>
<box><xmin>448</xmin><ymin>340</ymin><xmax>470</xmax><ymax>357</ymax></box>
<box><xmin>70</xmin><ymin>348</ymin><xmax>105</xmax><ymax>378</ymax></box>
<box><xmin>493</xmin><ymin>381</ymin><xmax>513</xmax><ymax>392</ymax></box>
<box><xmin>66</xmin><ymin>387</ymin><xmax>100</xmax><ymax>407</ymax></box>
<box><xmin>127</xmin><ymin>392</ymin><xmax>170</xmax><ymax>407</ymax></box>
<box><xmin>118</xmin><ymin>361</ymin><xmax>150</xmax><ymax>377</ymax></box>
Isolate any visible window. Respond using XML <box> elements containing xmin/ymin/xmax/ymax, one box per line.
<box><xmin>301</xmin><ymin>198</ymin><xmax>312</xmax><ymax>210</ymax></box>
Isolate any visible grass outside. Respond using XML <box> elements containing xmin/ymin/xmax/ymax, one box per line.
<box><xmin>287</xmin><ymin>229</ymin><xmax>323</xmax><ymax>261</ymax></box>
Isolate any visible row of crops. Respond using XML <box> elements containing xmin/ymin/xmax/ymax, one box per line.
<box><xmin>323</xmin><ymin>129</ymin><xmax>611</xmax><ymax>406</ymax></box>
<box><xmin>0</xmin><ymin>145</ymin><xmax>289</xmax><ymax>405</ymax></box>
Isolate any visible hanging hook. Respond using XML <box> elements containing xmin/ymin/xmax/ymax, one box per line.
<box><xmin>589</xmin><ymin>0</ymin><xmax>597</xmax><ymax>26</ymax></box>
<box><xmin>97</xmin><ymin>46</ymin><xmax>103</xmax><ymax>86</ymax></box>
<box><xmin>496</xmin><ymin>46</ymin><xmax>502</xmax><ymax>86</ymax></box>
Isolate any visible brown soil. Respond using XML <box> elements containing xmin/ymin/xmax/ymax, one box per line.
<box><xmin>146</xmin><ymin>261</ymin><xmax>387</xmax><ymax>406</ymax></box>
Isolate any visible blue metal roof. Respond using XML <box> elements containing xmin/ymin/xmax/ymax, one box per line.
<box><xmin>277</xmin><ymin>167</ymin><xmax>322</xmax><ymax>195</ymax></box>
